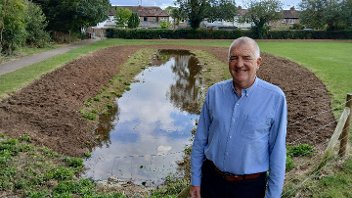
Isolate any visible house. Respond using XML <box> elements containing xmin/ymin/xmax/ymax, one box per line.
<box><xmin>270</xmin><ymin>6</ymin><xmax>301</xmax><ymax>30</ymax></box>
<box><xmin>122</xmin><ymin>6</ymin><xmax>169</xmax><ymax>28</ymax></box>
<box><xmin>281</xmin><ymin>7</ymin><xmax>300</xmax><ymax>26</ymax></box>
<box><xmin>200</xmin><ymin>6</ymin><xmax>252</xmax><ymax>30</ymax></box>
<box><xmin>96</xmin><ymin>6</ymin><xmax>169</xmax><ymax>29</ymax></box>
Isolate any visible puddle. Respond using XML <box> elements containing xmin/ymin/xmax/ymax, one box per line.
<box><xmin>83</xmin><ymin>50</ymin><xmax>203</xmax><ymax>186</ymax></box>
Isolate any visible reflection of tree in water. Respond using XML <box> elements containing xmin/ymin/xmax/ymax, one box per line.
<box><xmin>94</xmin><ymin>104</ymin><xmax>119</xmax><ymax>147</ymax></box>
<box><xmin>168</xmin><ymin>54</ymin><xmax>203</xmax><ymax>114</ymax></box>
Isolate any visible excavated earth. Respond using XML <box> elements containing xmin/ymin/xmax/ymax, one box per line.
<box><xmin>0</xmin><ymin>45</ymin><xmax>336</xmax><ymax>157</ymax></box>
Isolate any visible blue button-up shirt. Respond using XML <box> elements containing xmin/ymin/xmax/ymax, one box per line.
<box><xmin>191</xmin><ymin>78</ymin><xmax>287</xmax><ymax>198</ymax></box>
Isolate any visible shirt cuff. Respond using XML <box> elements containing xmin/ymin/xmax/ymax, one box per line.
<box><xmin>191</xmin><ymin>176</ymin><xmax>201</xmax><ymax>186</ymax></box>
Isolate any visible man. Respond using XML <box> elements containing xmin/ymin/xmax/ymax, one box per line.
<box><xmin>190</xmin><ymin>37</ymin><xmax>287</xmax><ymax>198</ymax></box>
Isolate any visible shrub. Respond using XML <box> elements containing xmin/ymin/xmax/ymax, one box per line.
<box><xmin>105</xmin><ymin>28</ymin><xmax>352</xmax><ymax>39</ymax></box>
<box><xmin>160</xmin><ymin>21</ymin><xmax>171</xmax><ymax>29</ymax></box>
<box><xmin>287</xmin><ymin>144</ymin><xmax>314</xmax><ymax>157</ymax></box>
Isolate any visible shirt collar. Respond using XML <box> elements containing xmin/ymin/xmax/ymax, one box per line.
<box><xmin>231</xmin><ymin>77</ymin><xmax>258</xmax><ymax>97</ymax></box>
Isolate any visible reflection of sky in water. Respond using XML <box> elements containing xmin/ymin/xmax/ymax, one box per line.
<box><xmin>84</xmin><ymin>55</ymin><xmax>201</xmax><ymax>186</ymax></box>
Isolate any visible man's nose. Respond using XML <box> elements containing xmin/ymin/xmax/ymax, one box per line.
<box><xmin>236</xmin><ymin>57</ymin><xmax>244</xmax><ymax>67</ymax></box>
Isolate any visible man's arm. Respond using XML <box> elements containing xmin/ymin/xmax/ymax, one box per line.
<box><xmin>191</xmin><ymin>92</ymin><xmax>211</xmax><ymax>186</ymax></box>
<box><xmin>266</xmin><ymin>95</ymin><xmax>287</xmax><ymax>198</ymax></box>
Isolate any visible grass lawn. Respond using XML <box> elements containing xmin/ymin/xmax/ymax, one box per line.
<box><xmin>0</xmin><ymin>39</ymin><xmax>351</xmax><ymax>197</ymax></box>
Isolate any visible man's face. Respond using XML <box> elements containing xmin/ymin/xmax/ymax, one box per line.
<box><xmin>228</xmin><ymin>43</ymin><xmax>261</xmax><ymax>89</ymax></box>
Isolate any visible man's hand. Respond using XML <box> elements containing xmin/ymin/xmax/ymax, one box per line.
<box><xmin>190</xmin><ymin>186</ymin><xmax>201</xmax><ymax>198</ymax></box>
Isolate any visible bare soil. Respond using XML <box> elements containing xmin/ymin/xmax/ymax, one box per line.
<box><xmin>0</xmin><ymin>45</ymin><xmax>335</xmax><ymax>157</ymax></box>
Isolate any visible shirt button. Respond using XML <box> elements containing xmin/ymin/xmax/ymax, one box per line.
<box><xmin>236</xmin><ymin>103</ymin><xmax>239</xmax><ymax>106</ymax></box>
<box><xmin>229</xmin><ymin>136</ymin><xmax>232</xmax><ymax>139</ymax></box>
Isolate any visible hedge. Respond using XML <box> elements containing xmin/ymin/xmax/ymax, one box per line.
<box><xmin>105</xmin><ymin>28</ymin><xmax>352</xmax><ymax>39</ymax></box>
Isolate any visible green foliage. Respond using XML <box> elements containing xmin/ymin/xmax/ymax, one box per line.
<box><xmin>0</xmin><ymin>0</ymin><xmax>27</xmax><ymax>55</ymax></box>
<box><xmin>25</xmin><ymin>1</ymin><xmax>51</xmax><ymax>48</ymax></box>
<box><xmin>165</xmin><ymin>6</ymin><xmax>186</xmax><ymax>28</ymax></box>
<box><xmin>160</xmin><ymin>21</ymin><xmax>171</xmax><ymax>29</ymax></box>
<box><xmin>175</xmin><ymin>0</ymin><xmax>237</xmax><ymax>29</ymax></box>
<box><xmin>206</xmin><ymin>0</ymin><xmax>237</xmax><ymax>23</ymax></box>
<box><xmin>106</xmin><ymin>28</ymin><xmax>247</xmax><ymax>39</ymax></box>
<box><xmin>19</xmin><ymin>133</ymin><xmax>32</xmax><ymax>142</ymax></box>
<box><xmin>151</xmin><ymin>176</ymin><xmax>189</xmax><ymax>197</ymax></box>
<box><xmin>80</xmin><ymin>109</ymin><xmax>97</xmax><ymax>120</ymax></box>
<box><xmin>0</xmin><ymin>134</ymin><xmax>130</xmax><ymax>197</ymax></box>
<box><xmin>50</xmin><ymin>167</ymin><xmax>75</xmax><ymax>181</ymax></box>
<box><xmin>286</xmin><ymin>155</ymin><xmax>294</xmax><ymax>171</ymax></box>
<box><xmin>116</xmin><ymin>7</ymin><xmax>132</xmax><ymax>28</ymax></box>
<box><xmin>128</xmin><ymin>12</ymin><xmax>140</xmax><ymax>29</ymax></box>
<box><xmin>33</xmin><ymin>0</ymin><xmax>110</xmax><ymax>34</ymax></box>
<box><xmin>64</xmin><ymin>157</ymin><xmax>84</xmax><ymax>168</ymax></box>
<box><xmin>287</xmin><ymin>144</ymin><xmax>314</xmax><ymax>157</ymax></box>
<box><xmin>106</xmin><ymin>28</ymin><xmax>352</xmax><ymax>39</ymax></box>
<box><xmin>299</xmin><ymin>0</ymin><xmax>352</xmax><ymax>30</ymax></box>
<box><xmin>242</xmin><ymin>0</ymin><xmax>282</xmax><ymax>38</ymax></box>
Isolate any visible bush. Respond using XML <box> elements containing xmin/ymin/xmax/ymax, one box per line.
<box><xmin>25</xmin><ymin>1</ymin><xmax>51</xmax><ymax>48</ymax></box>
<box><xmin>105</xmin><ymin>28</ymin><xmax>352</xmax><ymax>39</ymax></box>
<box><xmin>287</xmin><ymin>144</ymin><xmax>314</xmax><ymax>157</ymax></box>
<box><xmin>160</xmin><ymin>21</ymin><xmax>171</xmax><ymax>29</ymax></box>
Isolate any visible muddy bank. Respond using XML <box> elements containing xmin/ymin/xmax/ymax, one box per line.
<box><xmin>0</xmin><ymin>45</ymin><xmax>335</xmax><ymax>156</ymax></box>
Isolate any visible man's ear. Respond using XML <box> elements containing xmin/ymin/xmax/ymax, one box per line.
<box><xmin>256</xmin><ymin>57</ymin><xmax>262</xmax><ymax>68</ymax></box>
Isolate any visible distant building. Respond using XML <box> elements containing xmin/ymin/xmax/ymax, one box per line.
<box><xmin>96</xmin><ymin>6</ymin><xmax>169</xmax><ymax>29</ymax></box>
<box><xmin>270</xmin><ymin>7</ymin><xmax>301</xmax><ymax>30</ymax></box>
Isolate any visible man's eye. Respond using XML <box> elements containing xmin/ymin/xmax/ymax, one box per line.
<box><xmin>229</xmin><ymin>56</ymin><xmax>237</xmax><ymax>61</ymax></box>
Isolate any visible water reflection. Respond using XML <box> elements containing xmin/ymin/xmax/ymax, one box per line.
<box><xmin>84</xmin><ymin>50</ymin><xmax>203</xmax><ymax>186</ymax></box>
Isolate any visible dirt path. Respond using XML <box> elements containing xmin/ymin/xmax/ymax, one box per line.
<box><xmin>0</xmin><ymin>45</ymin><xmax>336</xmax><ymax>156</ymax></box>
<box><xmin>0</xmin><ymin>39</ymin><xmax>99</xmax><ymax>75</ymax></box>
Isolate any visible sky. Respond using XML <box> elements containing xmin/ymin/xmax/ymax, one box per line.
<box><xmin>109</xmin><ymin>0</ymin><xmax>302</xmax><ymax>9</ymax></box>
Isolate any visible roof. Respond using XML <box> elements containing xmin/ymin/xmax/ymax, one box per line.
<box><xmin>282</xmin><ymin>7</ymin><xmax>300</xmax><ymax>19</ymax></box>
<box><xmin>110</xmin><ymin>6</ymin><xmax>169</xmax><ymax>17</ymax></box>
<box><xmin>236</xmin><ymin>6</ymin><xmax>300</xmax><ymax>19</ymax></box>
<box><xmin>236</xmin><ymin>6</ymin><xmax>248</xmax><ymax>16</ymax></box>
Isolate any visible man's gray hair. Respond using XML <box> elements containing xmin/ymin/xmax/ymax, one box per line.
<box><xmin>228</xmin><ymin>37</ymin><xmax>260</xmax><ymax>60</ymax></box>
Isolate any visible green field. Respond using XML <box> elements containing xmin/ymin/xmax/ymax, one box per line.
<box><xmin>0</xmin><ymin>39</ymin><xmax>351</xmax><ymax>197</ymax></box>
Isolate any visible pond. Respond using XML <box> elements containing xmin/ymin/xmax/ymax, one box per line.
<box><xmin>83</xmin><ymin>50</ymin><xmax>204</xmax><ymax>186</ymax></box>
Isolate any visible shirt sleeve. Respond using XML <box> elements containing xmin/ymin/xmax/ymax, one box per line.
<box><xmin>266</xmin><ymin>94</ymin><xmax>287</xmax><ymax>198</ymax></box>
<box><xmin>191</xmin><ymin>91</ymin><xmax>211</xmax><ymax>186</ymax></box>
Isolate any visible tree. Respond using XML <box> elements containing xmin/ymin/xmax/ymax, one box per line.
<box><xmin>25</xmin><ymin>1</ymin><xmax>50</xmax><ymax>47</ymax></box>
<box><xmin>206</xmin><ymin>0</ymin><xmax>237</xmax><ymax>23</ymax></box>
<box><xmin>242</xmin><ymin>0</ymin><xmax>282</xmax><ymax>38</ymax></box>
<box><xmin>0</xmin><ymin>0</ymin><xmax>27</xmax><ymax>55</ymax></box>
<box><xmin>32</xmin><ymin>0</ymin><xmax>110</xmax><ymax>34</ymax></box>
<box><xmin>115</xmin><ymin>7</ymin><xmax>132</xmax><ymax>28</ymax></box>
<box><xmin>341</xmin><ymin>0</ymin><xmax>352</xmax><ymax>29</ymax></box>
<box><xmin>175</xmin><ymin>0</ymin><xmax>237</xmax><ymax>29</ymax></box>
<box><xmin>177</xmin><ymin>0</ymin><xmax>207</xmax><ymax>29</ymax></box>
<box><xmin>128</xmin><ymin>12</ymin><xmax>140</xmax><ymax>28</ymax></box>
<box><xmin>299</xmin><ymin>0</ymin><xmax>351</xmax><ymax>30</ymax></box>
<box><xmin>165</xmin><ymin>6</ymin><xmax>186</xmax><ymax>29</ymax></box>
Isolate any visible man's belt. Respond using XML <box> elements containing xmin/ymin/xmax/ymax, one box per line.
<box><xmin>207</xmin><ymin>160</ymin><xmax>266</xmax><ymax>183</ymax></box>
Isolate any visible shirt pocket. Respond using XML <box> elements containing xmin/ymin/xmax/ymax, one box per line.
<box><xmin>239</xmin><ymin>115</ymin><xmax>271</xmax><ymax>140</ymax></box>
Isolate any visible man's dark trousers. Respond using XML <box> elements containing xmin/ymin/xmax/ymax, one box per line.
<box><xmin>200</xmin><ymin>160</ymin><xmax>267</xmax><ymax>198</ymax></box>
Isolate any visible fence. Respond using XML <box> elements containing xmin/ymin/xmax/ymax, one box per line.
<box><xmin>282</xmin><ymin>93</ymin><xmax>351</xmax><ymax>197</ymax></box>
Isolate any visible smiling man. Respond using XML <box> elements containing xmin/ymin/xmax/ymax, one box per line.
<box><xmin>190</xmin><ymin>37</ymin><xmax>287</xmax><ymax>198</ymax></box>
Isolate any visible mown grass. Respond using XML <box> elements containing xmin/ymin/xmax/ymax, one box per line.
<box><xmin>258</xmin><ymin>41</ymin><xmax>352</xmax><ymax>118</ymax></box>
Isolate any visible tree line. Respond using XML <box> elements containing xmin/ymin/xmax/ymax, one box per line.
<box><xmin>0</xmin><ymin>0</ymin><xmax>110</xmax><ymax>55</ymax></box>
<box><xmin>171</xmin><ymin>0</ymin><xmax>351</xmax><ymax>38</ymax></box>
